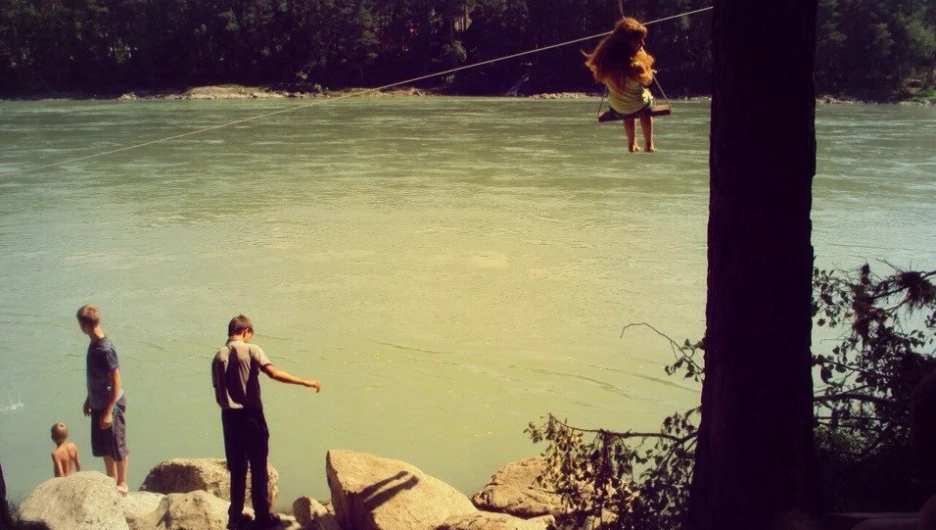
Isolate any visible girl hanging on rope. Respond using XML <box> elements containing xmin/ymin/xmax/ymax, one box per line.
<box><xmin>585</xmin><ymin>17</ymin><xmax>657</xmax><ymax>152</ymax></box>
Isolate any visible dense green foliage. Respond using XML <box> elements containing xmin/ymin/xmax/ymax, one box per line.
<box><xmin>813</xmin><ymin>266</ymin><xmax>936</xmax><ymax>511</ymax></box>
<box><xmin>528</xmin><ymin>265</ymin><xmax>936</xmax><ymax>530</ymax></box>
<box><xmin>0</xmin><ymin>0</ymin><xmax>932</xmax><ymax>95</ymax></box>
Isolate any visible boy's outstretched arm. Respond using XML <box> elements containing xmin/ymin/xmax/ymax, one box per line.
<box><xmin>261</xmin><ymin>364</ymin><xmax>321</xmax><ymax>392</ymax></box>
<box><xmin>74</xmin><ymin>445</ymin><xmax>82</xmax><ymax>472</ymax></box>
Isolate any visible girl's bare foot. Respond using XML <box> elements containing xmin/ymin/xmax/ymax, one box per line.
<box><xmin>645</xmin><ymin>143</ymin><xmax>656</xmax><ymax>153</ymax></box>
<box><xmin>629</xmin><ymin>144</ymin><xmax>641</xmax><ymax>152</ymax></box>
<box><xmin>116</xmin><ymin>483</ymin><xmax>129</xmax><ymax>495</ymax></box>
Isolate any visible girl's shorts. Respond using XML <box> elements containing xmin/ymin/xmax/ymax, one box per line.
<box><xmin>600</xmin><ymin>101</ymin><xmax>654</xmax><ymax>121</ymax></box>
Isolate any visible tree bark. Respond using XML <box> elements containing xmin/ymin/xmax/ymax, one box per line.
<box><xmin>0</xmin><ymin>454</ymin><xmax>12</xmax><ymax>530</ymax></box>
<box><xmin>689</xmin><ymin>1</ymin><xmax>819</xmax><ymax>529</ymax></box>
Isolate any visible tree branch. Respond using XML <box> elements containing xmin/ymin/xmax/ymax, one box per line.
<box><xmin>620</xmin><ymin>323</ymin><xmax>702</xmax><ymax>368</ymax></box>
<box><xmin>814</xmin><ymin>392</ymin><xmax>900</xmax><ymax>408</ymax></box>
<box><xmin>547</xmin><ymin>414</ymin><xmax>699</xmax><ymax>445</ymax></box>
<box><xmin>816</xmin><ymin>417</ymin><xmax>891</xmax><ymax>429</ymax></box>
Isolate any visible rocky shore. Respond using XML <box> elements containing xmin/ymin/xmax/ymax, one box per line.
<box><xmin>14</xmin><ymin>450</ymin><xmax>564</xmax><ymax>530</ymax></box>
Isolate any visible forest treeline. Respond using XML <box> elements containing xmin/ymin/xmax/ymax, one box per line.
<box><xmin>0</xmin><ymin>0</ymin><xmax>934</xmax><ymax>96</ymax></box>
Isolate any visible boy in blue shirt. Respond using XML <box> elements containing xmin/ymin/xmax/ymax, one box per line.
<box><xmin>77</xmin><ymin>304</ymin><xmax>130</xmax><ymax>494</ymax></box>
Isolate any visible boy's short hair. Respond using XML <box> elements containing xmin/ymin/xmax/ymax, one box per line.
<box><xmin>51</xmin><ymin>422</ymin><xmax>68</xmax><ymax>443</ymax></box>
<box><xmin>76</xmin><ymin>304</ymin><xmax>101</xmax><ymax>327</ymax></box>
<box><xmin>228</xmin><ymin>315</ymin><xmax>254</xmax><ymax>336</ymax></box>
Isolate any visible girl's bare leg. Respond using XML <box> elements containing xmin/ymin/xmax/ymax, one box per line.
<box><xmin>624</xmin><ymin>118</ymin><xmax>639</xmax><ymax>152</ymax></box>
<box><xmin>640</xmin><ymin>114</ymin><xmax>654</xmax><ymax>152</ymax></box>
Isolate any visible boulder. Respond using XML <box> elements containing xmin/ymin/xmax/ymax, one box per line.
<box><xmin>438</xmin><ymin>512</ymin><xmax>554</xmax><ymax>530</ymax></box>
<box><xmin>133</xmin><ymin>491</ymin><xmax>302</xmax><ymax>530</ymax></box>
<box><xmin>134</xmin><ymin>490</ymin><xmax>230</xmax><ymax>530</ymax></box>
<box><xmin>140</xmin><ymin>458</ymin><xmax>278</xmax><ymax>507</ymax></box>
<box><xmin>471</xmin><ymin>458</ymin><xmax>563</xmax><ymax>517</ymax></box>
<box><xmin>292</xmin><ymin>497</ymin><xmax>342</xmax><ymax>530</ymax></box>
<box><xmin>17</xmin><ymin>471</ymin><xmax>129</xmax><ymax>530</ymax></box>
<box><xmin>122</xmin><ymin>491</ymin><xmax>166</xmax><ymax>530</ymax></box>
<box><xmin>326</xmin><ymin>449</ymin><xmax>477</xmax><ymax>530</ymax></box>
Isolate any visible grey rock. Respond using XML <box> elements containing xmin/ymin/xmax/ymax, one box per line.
<box><xmin>140</xmin><ymin>458</ymin><xmax>279</xmax><ymax>507</ymax></box>
<box><xmin>18</xmin><ymin>471</ymin><xmax>129</xmax><ymax>530</ymax></box>
<box><xmin>471</xmin><ymin>458</ymin><xmax>563</xmax><ymax>517</ymax></box>
<box><xmin>326</xmin><ymin>449</ymin><xmax>477</xmax><ymax>530</ymax></box>
<box><xmin>438</xmin><ymin>512</ymin><xmax>554</xmax><ymax>530</ymax></box>
<box><xmin>134</xmin><ymin>490</ymin><xmax>229</xmax><ymax>530</ymax></box>
<box><xmin>292</xmin><ymin>497</ymin><xmax>325</xmax><ymax>526</ymax></box>
<box><xmin>133</xmin><ymin>490</ymin><xmax>302</xmax><ymax>530</ymax></box>
<box><xmin>293</xmin><ymin>496</ymin><xmax>343</xmax><ymax>530</ymax></box>
<box><xmin>122</xmin><ymin>491</ymin><xmax>166</xmax><ymax>530</ymax></box>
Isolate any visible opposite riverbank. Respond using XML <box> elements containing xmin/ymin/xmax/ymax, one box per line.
<box><xmin>2</xmin><ymin>84</ymin><xmax>934</xmax><ymax>105</ymax></box>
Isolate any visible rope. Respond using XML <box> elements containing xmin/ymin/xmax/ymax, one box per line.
<box><xmin>5</xmin><ymin>6</ymin><xmax>713</xmax><ymax>176</ymax></box>
<box><xmin>597</xmin><ymin>90</ymin><xmax>607</xmax><ymax>120</ymax></box>
<box><xmin>653</xmin><ymin>76</ymin><xmax>673</xmax><ymax>108</ymax></box>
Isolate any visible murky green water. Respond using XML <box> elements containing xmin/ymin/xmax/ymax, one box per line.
<box><xmin>1</xmin><ymin>97</ymin><xmax>934</xmax><ymax>504</ymax></box>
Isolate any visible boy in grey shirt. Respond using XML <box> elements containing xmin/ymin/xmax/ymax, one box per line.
<box><xmin>212</xmin><ymin>314</ymin><xmax>321</xmax><ymax>530</ymax></box>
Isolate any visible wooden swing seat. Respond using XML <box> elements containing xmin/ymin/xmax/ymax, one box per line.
<box><xmin>598</xmin><ymin>103</ymin><xmax>671</xmax><ymax>123</ymax></box>
<box><xmin>649</xmin><ymin>104</ymin><xmax>672</xmax><ymax>117</ymax></box>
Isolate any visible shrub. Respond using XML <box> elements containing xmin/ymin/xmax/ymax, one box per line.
<box><xmin>528</xmin><ymin>265</ymin><xmax>936</xmax><ymax>529</ymax></box>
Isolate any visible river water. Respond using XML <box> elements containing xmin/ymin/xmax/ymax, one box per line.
<box><xmin>0</xmin><ymin>97</ymin><xmax>934</xmax><ymax>505</ymax></box>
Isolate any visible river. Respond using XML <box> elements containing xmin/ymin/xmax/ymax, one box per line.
<box><xmin>0</xmin><ymin>97</ymin><xmax>934</xmax><ymax>505</ymax></box>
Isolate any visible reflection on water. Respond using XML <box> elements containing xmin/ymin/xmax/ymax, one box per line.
<box><xmin>0</xmin><ymin>98</ymin><xmax>935</xmax><ymax>502</ymax></box>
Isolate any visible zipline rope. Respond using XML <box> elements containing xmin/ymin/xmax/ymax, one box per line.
<box><xmin>5</xmin><ymin>5</ymin><xmax>713</xmax><ymax>176</ymax></box>
<box><xmin>653</xmin><ymin>76</ymin><xmax>672</xmax><ymax>108</ymax></box>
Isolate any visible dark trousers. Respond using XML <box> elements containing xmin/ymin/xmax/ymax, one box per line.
<box><xmin>221</xmin><ymin>408</ymin><xmax>271</xmax><ymax>522</ymax></box>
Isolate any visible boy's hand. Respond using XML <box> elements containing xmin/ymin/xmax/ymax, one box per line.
<box><xmin>99</xmin><ymin>411</ymin><xmax>113</xmax><ymax>429</ymax></box>
<box><xmin>83</xmin><ymin>398</ymin><xmax>91</xmax><ymax>416</ymax></box>
<box><xmin>306</xmin><ymin>379</ymin><xmax>322</xmax><ymax>392</ymax></box>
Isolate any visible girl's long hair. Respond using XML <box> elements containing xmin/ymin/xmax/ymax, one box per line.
<box><xmin>584</xmin><ymin>17</ymin><xmax>655</xmax><ymax>89</ymax></box>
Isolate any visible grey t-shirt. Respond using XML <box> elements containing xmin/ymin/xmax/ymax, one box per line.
<box><xmin>212</xmin><ymin>339</ymin><xmax>272</xmax><ymax>410</ymax></box>
<box><xmin>86</xmin><ymin>337</ymin><xmax>124</xmax><ymax>410</ymax></box>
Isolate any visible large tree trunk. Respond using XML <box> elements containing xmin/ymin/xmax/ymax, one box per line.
<box><xmin>688</xmin><ymin>1</ymin><xmax>819</xmax><ymax>529</ymax></box>
<box><xmin>0</xmin><ymin>454</ymin><xmax>11</xmax><ymax>530</ymax></box>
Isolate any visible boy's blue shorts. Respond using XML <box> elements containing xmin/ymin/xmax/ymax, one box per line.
<box><xmin>90</xmin><ymin>396</ymin><xmax>129</xmax><ymax>461</ymax></box>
